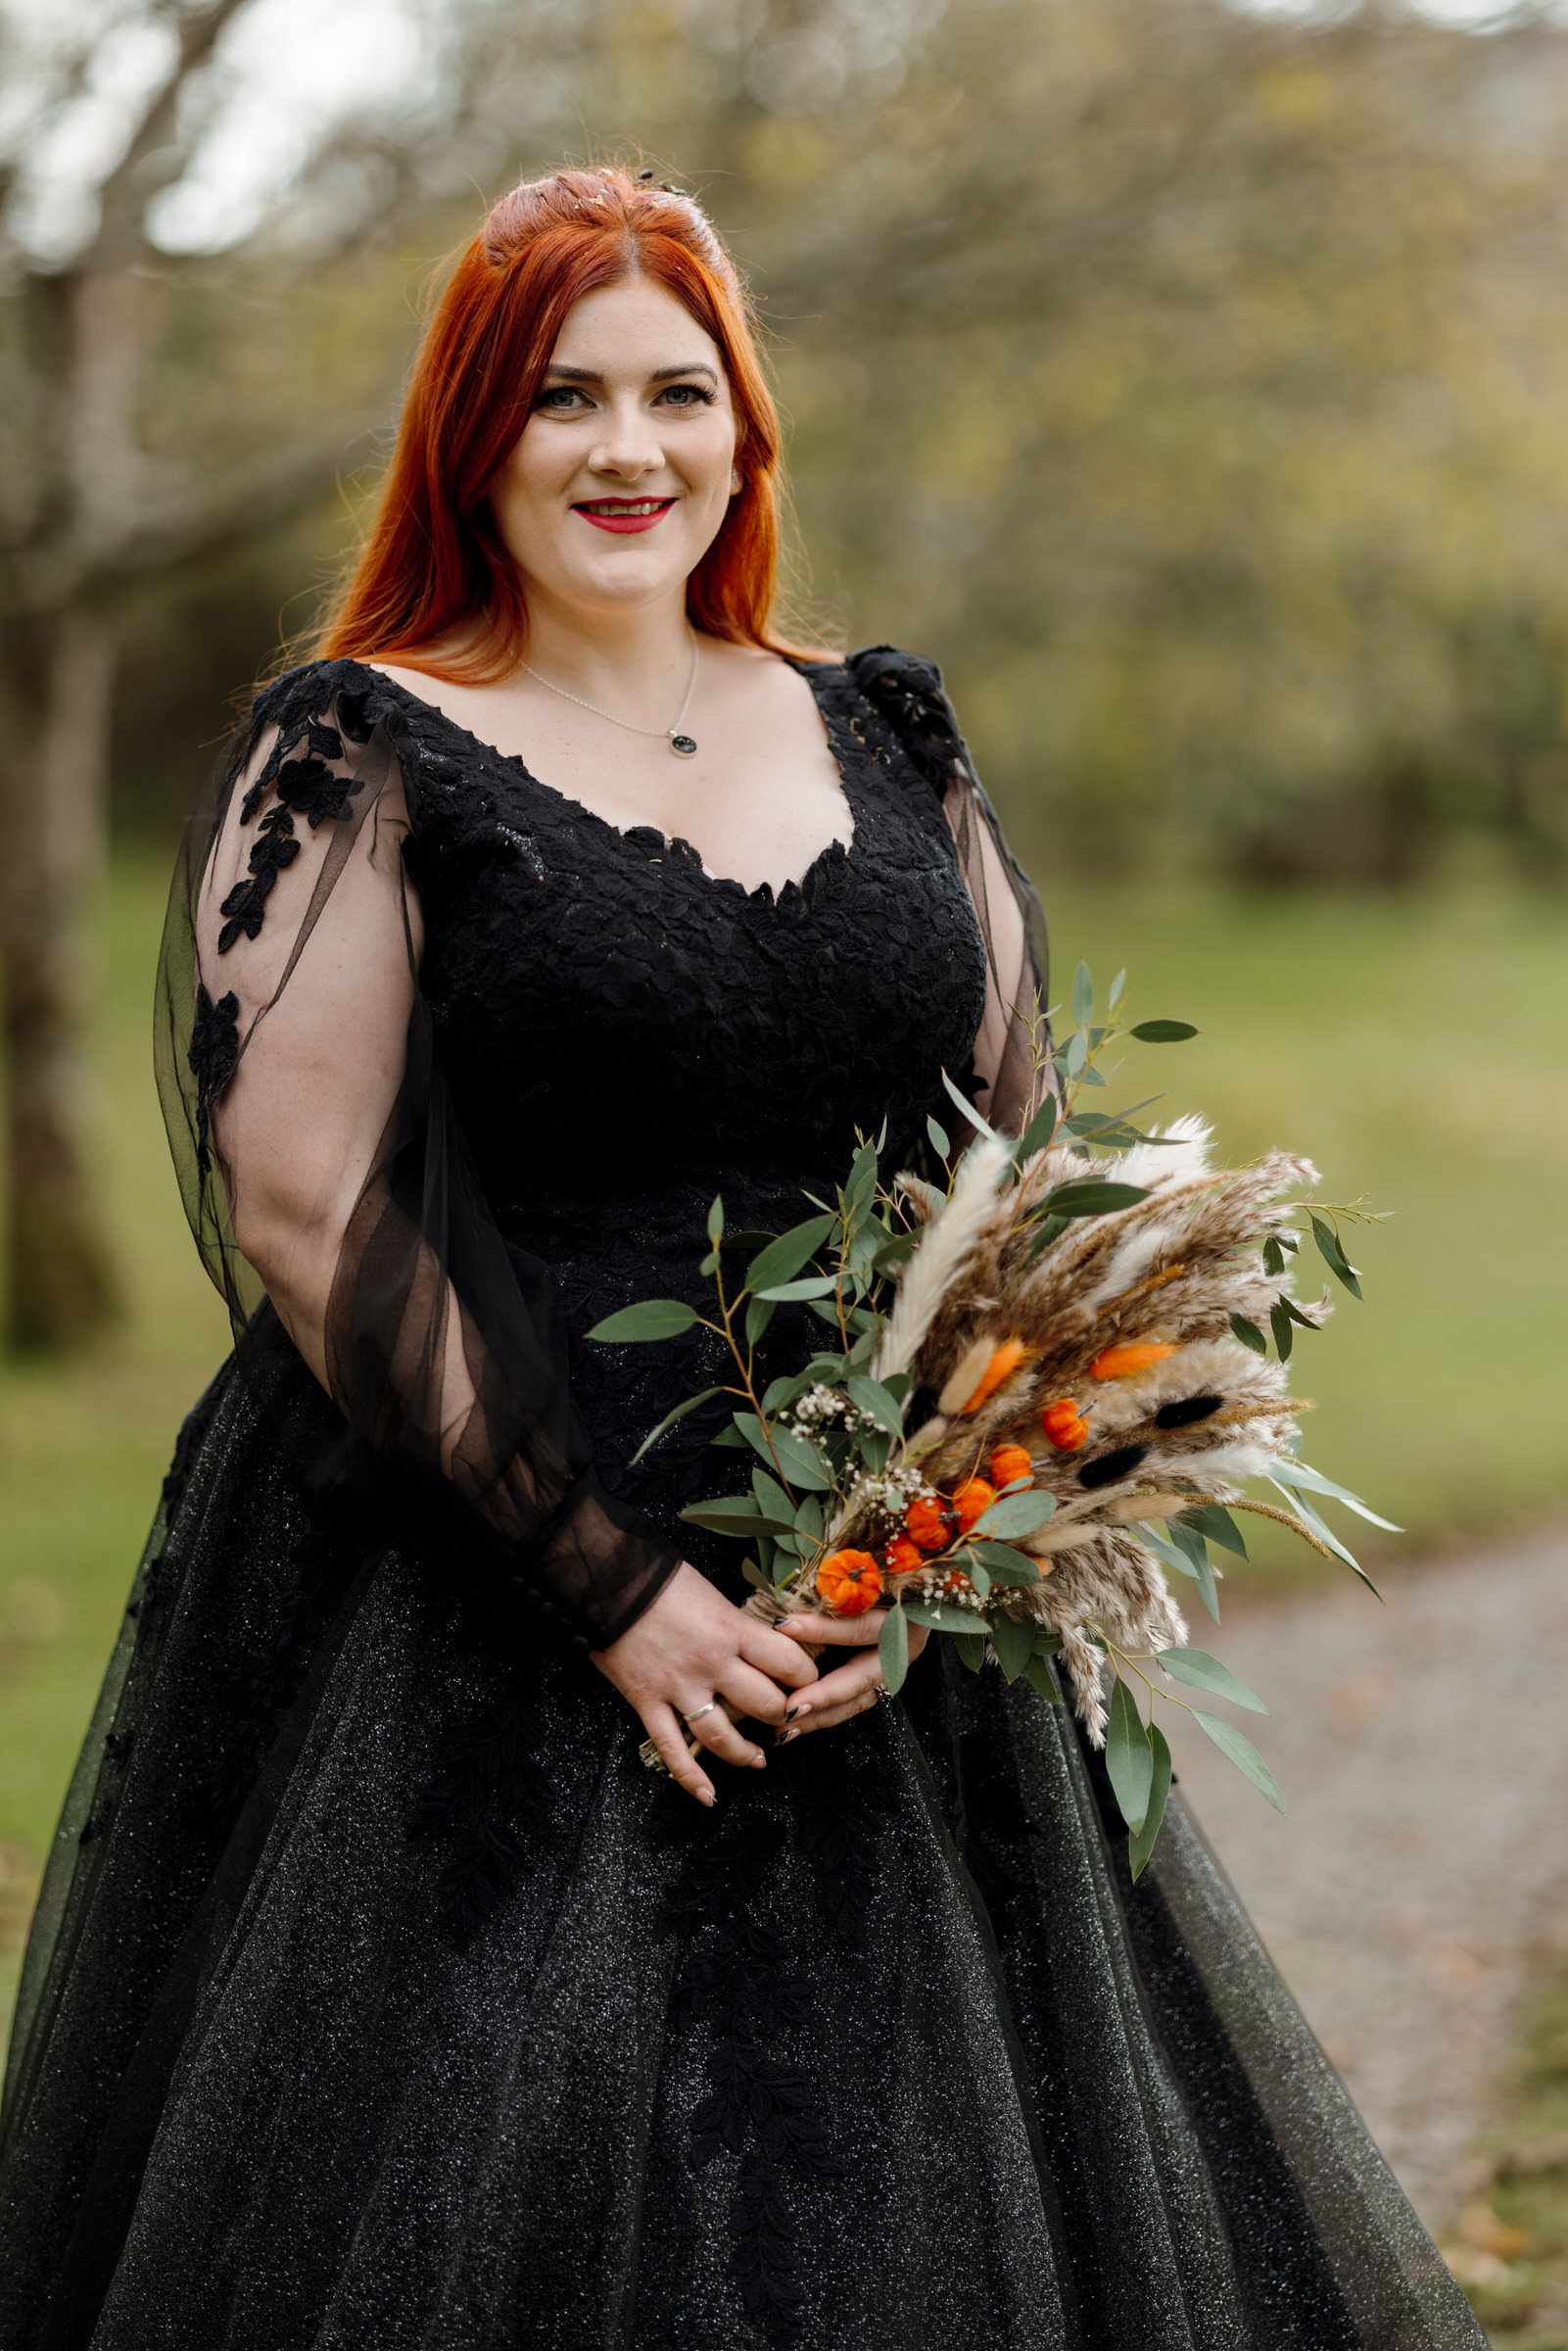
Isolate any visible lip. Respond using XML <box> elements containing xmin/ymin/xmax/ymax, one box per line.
<box><xmin>572</xmin><ymin>497</ymin><xmax>676</xmax><ymax>535</ymax></box>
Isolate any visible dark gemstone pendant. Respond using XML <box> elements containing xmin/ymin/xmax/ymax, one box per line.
<box><xmin>669</xmin><ymin>733</ymin><xmax>698</xmax><ymax>757</ymax></box>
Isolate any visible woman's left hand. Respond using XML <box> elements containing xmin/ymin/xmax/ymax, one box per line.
<box><xmin>773</xmin><ymin>1609</ymin><xmax>928</xmax><ymax>1739</ymax></box>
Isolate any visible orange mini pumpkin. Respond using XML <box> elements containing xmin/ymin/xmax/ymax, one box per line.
<box><xmin>1042</xmin><ymin>1399</ymin><xmax>1089</xmax><ymax>1453</ymax></box>
<box><xmin>904</xmin><ymin>1495</ymin><xmax>953</xmax><ymax>1552</ymax></box>
<box><xmin>959</xmin><ymin>1337</ymin><xmax>1030</xmax><ymax>1415</ymax></box>
<box><xmin>1090</xmin><ymin>1341</ymin><xmax>1177</xmax><ymax>1381</ymax></box>
<box><xmin>883</xmin><ymin>1534</ymin><xmax>924</xmax><ymax>1576</ymax></box>
<box><xmin>988</xmin><ymin>1443</ymin><xmax>1034</xmax><ymax>1490</ymax></box>
<box><xmin>816</xmin><ymin>1550</ymin><xmax>883</xmax><ymax>1615</ymax></box>
<box><xmin>953</xmin><ymin>1475</ymin><xmax>997</xmax><ymax>1532</ymax></box>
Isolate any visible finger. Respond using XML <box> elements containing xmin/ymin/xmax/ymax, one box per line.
<box><xmin>641</xmin><ymin>1701</ymin><xmax>715</xmax><ymax>1805</ymax></box>
<box><xmin>688</xmin><ymin>1701</ymin><xmax>768</xmax><ymax>1772</ymax></box>
<box><xmin>739</xmin><ymin>1621</ymin><xmax>822</xmax><ymax>1687</ymax></box>
<box><xmin>806</xmin><ymin>1652</ymin><xmax>886</xmax><ymax>1713</ymax></box>
<box><xmin>779</xmin><ymin>1609</ymin><xmax>892</xmax><ymax>1647</ymax></box>
<box><xmin>789</xmin><ymin>1687</ymin><xmax>882</xmax><ymax>1739</ymax></box>
<box><xmin>716</xmin><ymin>1661</ymin><xmax>801</xmax><ymax>1727</ymax></box>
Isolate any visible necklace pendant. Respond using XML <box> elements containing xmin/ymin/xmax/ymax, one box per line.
<box><xmin>669</xmin><ymin>732</ymin><xmax>698</xmax><ymax>758</ymax></box>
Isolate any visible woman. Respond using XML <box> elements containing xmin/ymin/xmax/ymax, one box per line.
<box><xmin>0</xmin><ymin>168</ymin><xmax>1481</xmax><ymax>2350</ymax></box>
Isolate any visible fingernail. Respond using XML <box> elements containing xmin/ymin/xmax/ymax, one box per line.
<box><xmin>749</xmin><ymin>1751</ymin><xmax>766</xmax><ymax>1768</ymax></box>
<box><xmin>777</xmin><ymin>1727</ymin><xmax>799</xmax><ymax>1746</ymax></box>
<box><xmin>698</xmin><ymin>1788</ymin><xmax>715</xmax><ymax>1807</ymax></box>
<box><xmin>784</xmin><ymin>1703</ymin><xmax>812</xmax><ymax>1721</ymax></box>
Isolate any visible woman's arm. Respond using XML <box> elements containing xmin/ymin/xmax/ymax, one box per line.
<box><xmin>180</xmin><ymin>698</ymin><xmax>816</xmax><ymax>1799</ymax></box>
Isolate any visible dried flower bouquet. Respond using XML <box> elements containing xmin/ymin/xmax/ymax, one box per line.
<box><xmin>591</xmin><ymin>965</ymin><xmax>1391</xmax><ymax>1874</ymax></box>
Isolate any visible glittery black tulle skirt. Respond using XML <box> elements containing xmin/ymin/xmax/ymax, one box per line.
<box><xmin>0</xmin><ymin>1353</ymin><xmax>1482</xmax><ymax>2350</ymax></box>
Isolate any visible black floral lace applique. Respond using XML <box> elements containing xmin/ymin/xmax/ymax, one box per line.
<box><xmin>187</xmin><ymin>984</ymin><xmax>239</xmax><ymax>1176</ymax></box>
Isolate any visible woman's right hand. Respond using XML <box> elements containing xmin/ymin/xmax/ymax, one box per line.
<box><xmin>592</xmin><ymin>1561</ymin><xmax>819</xmax><ymax>1804</ymax></box>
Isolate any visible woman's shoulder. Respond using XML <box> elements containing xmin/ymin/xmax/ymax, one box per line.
<box><xmin>825</xmin><ymin>643</ymin><xmax>973</xmax><ymax>798</ymax></box>
<box><xmin>241</xmin><ymin>654</ymin><xmax>396</xmax><ymax>747</ymax></box>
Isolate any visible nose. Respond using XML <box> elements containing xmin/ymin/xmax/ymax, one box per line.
<box><xmin>589</xmin><ymin>390</ymin><xmax>665</xmax><ymax>482</ymax></box>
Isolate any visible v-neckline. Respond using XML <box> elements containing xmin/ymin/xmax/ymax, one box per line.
<box><xmin>352</xmin><ymin>655</ymin><xmax>861</xmax><ymax>906</ymax></box>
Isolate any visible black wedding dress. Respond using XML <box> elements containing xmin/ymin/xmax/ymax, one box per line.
<box><xmin>0</xmin><ymin>648</ymin><xmax>1481</xmax><ymax>2351</ymax></box>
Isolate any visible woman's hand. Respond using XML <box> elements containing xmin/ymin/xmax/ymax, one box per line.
<box><xmin>774</xmin><ymin>1608</ymin><xmax>929</xmax><ymax>1740</ymax></box>
<box><xmin>592</xmin><ymin>1561</ymin><xmax>820</xmax><ymax>1805</ymax></box>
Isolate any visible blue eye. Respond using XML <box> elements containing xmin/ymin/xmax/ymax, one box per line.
<box><xmin>537</xmin><ymin>385</ymin><xmax>586</xmax><ymax>409</ymax></box>
<box><xmin>658</xmin><ymin>383</ymin><xmax>714</xmax><ymax>408</ymax></box>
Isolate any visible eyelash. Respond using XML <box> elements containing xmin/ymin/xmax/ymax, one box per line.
<box><xmin>536</xmin><ymin>383</ymin><xmax>715</xmax><ymax>411</ymax></box>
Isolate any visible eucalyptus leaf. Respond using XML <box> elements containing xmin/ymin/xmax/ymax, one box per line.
<box><xmin>941</xmin><ymin>1067</ymin><xmax>999</xmax><ymax>1140</ymax></box>
<box><xmin>1195</xmin><ymin>1711</ymin><xmax>1285</xmax><ymax>1812</ymax></box>
<box><xmin>971</xmin><ymin>1491</ymin><xmax>1058</xmax><ymax>1540</ymax></box>
<box><xmin>793</xmin><ymin>1493</ymin><xmax>824</xmax><ymax>1543</ymax></box>
<box><xmin>1264</xmin><ymin>1478</ymin><xmax>1384</xmax><ymax>1599</ymax></box>
<box><xmin>679</xmin><ymin>1498</ymin><xmax>798</xmax><ymax>1538</ymax></box>
<box><xmin>756</xmin><ymin>1274</ymin><xmax>840</xmax><ymax>1303</ymax></box>
<box><xmin>1128</xmin><ymin>1726</ymin><xmax>1172</xmax><ymax>1880</ymax></box>
<box><xmin>1015</xmin><ymin>1098</ymin><xmax>1061</xmax><ymax>1164</ymax></box>
<box><xmin>845</xmin><ymin>1375</ymin><xmax>905</xmax><ymax>1434</ymax></box>
<box><xmin>1026</xmin><ymin>1213</ymin><xmax>1070</xmax><ymax>1262</ymax></box>
<box><xmin>1262</xmin><ymin>1236</ymin><xmax>1285</xmax><ymax>1276</ymax></box>
<box><xmin>745</xmin><ymin>1296</ymin><xmax>778</xmax><ymax>1347</ymax></box>
<box><xmin>1109</xmin><ymin>967</ymin><xmax>1126</xmax><ymax>1010</ymax></box>
<box><xmin>968</xmin><ymin>1558</ymin><xmax>991</xmax><ymax>1599</ymax></box>
<box><xmin>1106</xmin><ymin>1678</ymin><xmax>1154</xmax><ymax>1834</ymax></box>
<box><xmin>1140</xmin><ymin>1519</ymin><xmax>1220</xmax><ymax>1623</ymax></box>
<box><xmin>1160</xmin><ymin>1647</ymin><xmax>1267</xmax><ymax>1713</ymax></box>
<box><xmin>1309</xmin><ymin>1214</ymin><xmax>1363</xmax><ymax>1298</ymax></box>
<box><xmin>954</xmin><ymin>1632</ymin><xmax>987</xmax><ymax>1674</ymax></box>
<box><xmin>1267</xmin><ymin>1458</ymin><xmax>1402</xmax><ymax>1530</ymax></box>
<box><xmin>742</xmin><ymin>1214</ymin><xmax>837</xmax><ymax>1300</ymax></box>
<box><xmin>966</xmin><ymin>1539</ymin><xmax>1042</xmax><ymax>1585</ymax></box>
<box><xmin>1071</xmin><ymin>959</ymin><xmax>1094</xmax><ymax>1028</ymax></box>
<box><xmin>588</xmin><ymin>1299</ymin><xmax>698</xmax><ymax>1343</ymax></box>
<box><xmin>709</xmin><ymin>1423</ymin><xmax>748</xmax><ymax>1450</ymax></box>
<box><xmin>630</xmin><ymin>1386</ymin><xmax>723</xmax><ymax>1464</ymax></box>
<box><xmin>879</xmin><ymin>1603</ymin><xmax>911</xmax><ymax>1695</ymax></box>
<box><xmin>1022</xmin><ymin>1655</ymin><xmax>1063</xmax><ymax>1703</ymax></box>
<box><xmin>990</xmin><ymin>1612</ymin><xmax>1036</xmax><ymax>1682</ymax></box>
<box><xmin>902</xmin><ymin>1598</ymin><xmax>988</xmax><ymax>1634</ymax></box>
<box><xmin>1229</xmin><ymin>1312</ymin><xmax>1267</xmax><ymax>1356</ymax></box>
<box><xmin>1179</xmin><ymin>1505</ymin><xmax>1247</xmax><ymax>1559</ymax></box>
<box><xmin>1129</xmin><ymin>1020</ymin><xmax>1198</xmax><ymax>1043</ymax></box>
<box><xmin>749</xmin><ymin>1462</ymin><xmax>792</xmax><ymax>1518</ymax></box>
<box><xmin>1270</xmin><ymin>1298</ymin><xmax>1294</xmax><ymax>1361</ymax></box>
<box><xmin>1045</xmin><ymin>1179</ymin><xmax>1149</xmax><ymax>1219</ymax></box>
<box><xmin>707</xmin><ymin>1194</ymin><xmax>724</xmax><ymax>1245</ymax></box>
<box><xmin>871</xmin><ymin>1233</ymin><xmax>918</xmax><ymax>1272</ymax></box>
<box><xmin>927</xmin><ymin>1114</ymin><xmax>950</xmax><ymax>1160</ymax></box>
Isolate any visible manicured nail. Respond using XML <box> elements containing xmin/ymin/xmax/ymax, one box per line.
<box><xmin>777</xmin><ymin>1727</ymin><xmax>799</xmax><ymax>1747</ymax></box>
<box><xmin>698</xmin><ymin>1788</ymin><xmax>715</xmax><ymax>1807</ymax></box>
<box><xmin>784</xmin><ymin>1703</ymin><xmax>812</xmax><ymax>1721</ymax></box>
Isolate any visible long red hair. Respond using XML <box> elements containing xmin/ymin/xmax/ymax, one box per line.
<box><xmin>321</xmin><ymin>167</ymin><xmax>812</xmax><ymax>680</ymax></box>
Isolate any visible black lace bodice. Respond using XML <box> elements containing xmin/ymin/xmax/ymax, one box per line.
<box><xmin>158</xmin><ymin>646</ymin><xmax>1040</xmax><ymax>1653</ymax></box>
<box><xmin>358</xmin><ymin>655</ymin><xmax>992</xmax><ymax>1583</ymax></box>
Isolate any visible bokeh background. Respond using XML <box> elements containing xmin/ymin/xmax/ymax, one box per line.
<box><xmin>2</xmin><ymin>1</ymin><xmax>1567</xmax><ymax>2335</ymax></box>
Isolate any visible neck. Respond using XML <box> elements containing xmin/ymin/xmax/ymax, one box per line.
<box><xmin>518</xmin><ymin>587</ymin><xmax>695</xmax><ymax>698</ymax></box>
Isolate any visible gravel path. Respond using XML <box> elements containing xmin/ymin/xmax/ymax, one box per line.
<box><xmin>1160</xmin><ymin>1525</ymin><xmax>1568</xmax><ymax>2230</ymax></box>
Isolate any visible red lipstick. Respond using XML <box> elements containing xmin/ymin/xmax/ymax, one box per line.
<box><xmin>573</xmin><ymin>498</ymin><xmax>676</xmax><ymax>535</ymax></box>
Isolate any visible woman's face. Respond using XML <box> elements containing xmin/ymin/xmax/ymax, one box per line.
<box><xmin>490</xmin><ymin>274</ymin><xmax>739</xmax><ymax>625</ymax></box>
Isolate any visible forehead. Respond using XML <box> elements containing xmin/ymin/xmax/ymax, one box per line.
<box><xmin>547</xmin><ymin>275</ymin><xmax>726</xmax><ymax>376</ymax></box>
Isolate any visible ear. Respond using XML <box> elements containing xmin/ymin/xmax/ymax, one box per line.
<box><xmin>730</xmin><ymin>465</ymin><xmax>743</xmax><ymax>496</ymax></box>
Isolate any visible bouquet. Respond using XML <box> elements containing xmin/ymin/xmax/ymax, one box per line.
<box><xmin>591</xmin><ymin>964</ymin><xmax>1390</xmax><ymax>1875</ymax></box>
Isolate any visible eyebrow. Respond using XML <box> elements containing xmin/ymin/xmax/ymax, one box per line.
<box><xmin>541</xmin><ymin>361</ymin><xmax>720</xmax><ymax>386</ymax></box>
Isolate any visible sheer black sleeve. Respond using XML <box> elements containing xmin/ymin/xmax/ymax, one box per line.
<box><xmin>155</xmin><ymin>666</ymin><xmax>682</xmax><ymax>1651</ymax></box>
<box><xmin>847</xmin><ymin>646</ymin><xmax>1054</xmax><ymax>1136</ymax></box>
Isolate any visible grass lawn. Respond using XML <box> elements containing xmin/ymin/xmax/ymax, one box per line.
<box><xmin>3</xmin><ymin>855</ymin><xmax>1567</xmax><ymax>2058</ymax></box>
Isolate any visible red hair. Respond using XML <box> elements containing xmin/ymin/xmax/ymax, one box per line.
<box><xmin>321</xmin><ymin>167</ymin><xmax>811</xmax><ymax>680</ymax></box>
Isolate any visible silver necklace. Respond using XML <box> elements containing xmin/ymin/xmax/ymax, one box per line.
<box><xmin>520</xmin><ymin>633</ymin><xmax>700</xmax><ymax>757</ymax></box>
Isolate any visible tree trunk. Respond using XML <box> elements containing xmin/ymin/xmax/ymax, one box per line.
<box><xmin>0</xmin><ymin>605</ymin><xmax>119</xmax><ymax>1350</ymax></box>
